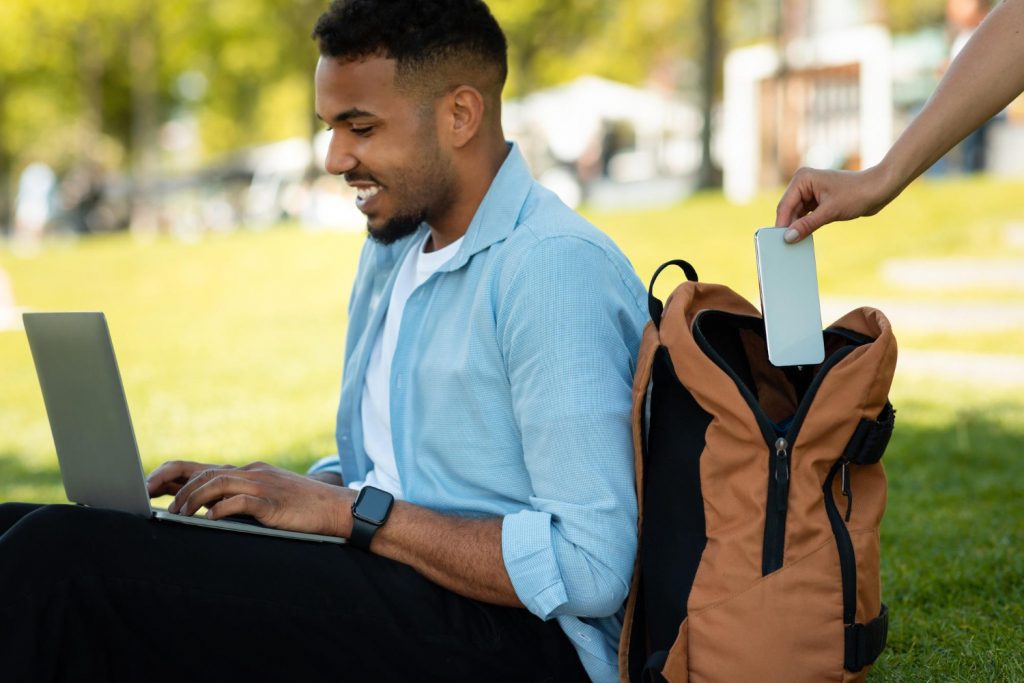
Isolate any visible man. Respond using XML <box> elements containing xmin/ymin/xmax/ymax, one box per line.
<box><xmin>0</xmin><ymin>1</ymin><xmax>646</xmax><ymax>681</ymax></box>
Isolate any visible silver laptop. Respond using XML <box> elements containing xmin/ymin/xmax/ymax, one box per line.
<box><xmin>23</xmin><ymin>311</ymin><xmax>345</xmax><ymax>545</ymax></box>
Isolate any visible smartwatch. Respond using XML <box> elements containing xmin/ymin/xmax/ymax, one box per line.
<box><xmin>349</xmin><ymin>485</ymin><xmax>394</xmax><ymax>550</ymax></box>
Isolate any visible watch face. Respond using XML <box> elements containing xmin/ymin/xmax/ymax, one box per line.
<box><xmin>355</xmin><ymin>487</ymin><xmax>393</xmax><ymax>525</ymax></box>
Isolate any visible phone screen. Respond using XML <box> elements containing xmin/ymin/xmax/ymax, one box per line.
<box><xmin>754</xmin><ymin>227</ymin><xmax>825</xmax><ymax>366</ymax></box>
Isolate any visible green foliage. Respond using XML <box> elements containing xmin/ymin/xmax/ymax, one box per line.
<box><xmin>0</xmin><ymin>0</ymin><xmax>324</xmax><ymax>178</ymax></box>
<box><xmin>490</xmin><ymin>0</ymin><xmax>702</xmax><ymax>96</ymax></box>
<box><xmin>885</xmin><ymin>0</ymin><xmax>948</xmax><ymax>34</ymax></box>
<box><xmin>0</xmin><ymin>0</ymin><xmax>960</xmax><ymax>184</ymax></box>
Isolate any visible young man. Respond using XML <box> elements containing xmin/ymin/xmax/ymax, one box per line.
<box><xmin>0</xmin><ymin>1</ymin><xmax>646</xmax><ymax>680</ymax></box>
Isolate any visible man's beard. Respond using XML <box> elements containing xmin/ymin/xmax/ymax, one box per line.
<box><xmin>367</xmin><ymin>210</ymin><xmax>427</xmax><ymax>245</ymax></box>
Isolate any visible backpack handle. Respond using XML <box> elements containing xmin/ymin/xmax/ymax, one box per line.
<box><xmin>648</xmin><ymin>259</ymin><xmax>699</xmax><ymax>329</ymax></box>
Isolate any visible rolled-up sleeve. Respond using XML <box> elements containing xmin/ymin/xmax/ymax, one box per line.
<box><xmin>306</xmin><ymin>454</ymin><xmax>343</xmax><ymax>477</ymax></box>
<box><xmin>497</xmin><ymin>234</ymin><xmax>645</xmax><ymax>620</ymax></box>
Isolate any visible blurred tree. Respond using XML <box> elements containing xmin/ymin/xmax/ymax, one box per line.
<box><xmin>490</xmin><ymin>0</ymin><xmax>703</xmax><ymax>96</ymax></box>
<box><xmin>488</xmin><ymin>0</ymin><xmax>617</xmax><ymax>95</ymax></box>
<box><xmin>0</xmin><ymin>0</ymin><xmax>954</xmax><ymax>228</ymax></box>
<box><xmin>0</xmin><ymin>0</ymin><xmax>329</xmax><ymax>229</ymax></box>
<box><xmin>698</xmin><ymin>0</ymin><xmax>723</xmax><ymax>189</ymax></box>
<box><xmin>885</xmin><ymin>0</ymin><xmax>946</xmax><ymax>32</ymax></box>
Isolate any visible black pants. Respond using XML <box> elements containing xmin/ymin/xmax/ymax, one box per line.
<box><xmin>0</xmin><ymin>503</ymin><xmax>588</xmax><ymax>683</ymax></box>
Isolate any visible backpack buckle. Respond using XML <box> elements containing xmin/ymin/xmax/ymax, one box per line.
<box><xmin>842</xmin><ymin>402</ymin><xmax>895</xmax><ymax>466</ymax></box>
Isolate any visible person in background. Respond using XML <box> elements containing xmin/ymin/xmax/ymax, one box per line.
<box><xmin>944</xmin><ymin>0</ymin><xmax>993</xmax><ymax>172</ymax></box>
<box><xmin>777</xmin><ymin>0</ymin><xmax>1024</xmax><ymax>242</ymax></box>
<box><xmin>0</xmin><ymin>266</ymin><xmax>17</xmax><ymax>332</ymax></box>
<box><xmin>12</xmin><ymin>162</ymin><xmax>56</xmax><ymax>251</ymax></box>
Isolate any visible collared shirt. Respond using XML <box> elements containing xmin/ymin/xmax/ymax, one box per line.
<box><xmin>351</xmin><ymin>231</ymin><xmax>465</xmax><ymax>497</ymax></box>
<box><xmin>311</xmin><ymin>144</ymin><xmax>647</xmax><ymax>682</ymax></box>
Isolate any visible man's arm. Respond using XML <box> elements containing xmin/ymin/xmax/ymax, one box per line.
<box><xmin>777</xmin><ymin>0</ymin><xmax>1024</xmax><ymax>240</ymax></box>
<box><xmin>147</xmin><ymin>232</ymin><xmax>642</xmax><ymax>616</ymax></box>
<box><xmin>148</xmin><ymin>461</ymin><xmax>522</xmax><ymax>606</ymax></box>
<box><xmin>370</xmin><ymin>504</ymin><xmax>520</xmax><ymax>606</ymax></box>
<box><xmin>308</xmin><ymin>471</ymin><xmax>345</xmax><ymax>486</ymax></box>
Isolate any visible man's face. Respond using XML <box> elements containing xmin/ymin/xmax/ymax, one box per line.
<box><xmin>315</xmin><ymin>56</ymin><xmax>456</xmax><ymax>244</ymax></box>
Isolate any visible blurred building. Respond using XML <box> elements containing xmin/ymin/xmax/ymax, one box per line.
<box><xmin>723</xmin><ymin>0</ymin><xmax>892</xmax><ymax>202</ymax></box>
<box><xmin>504</xmin><ymin>76</ymin><xmax>703</xmax><ymax>209</ymax></box>
<box><xmin>722</xmin><ymin>0</ymin><xmax>1024</xmax><ymax>203</ymax></box>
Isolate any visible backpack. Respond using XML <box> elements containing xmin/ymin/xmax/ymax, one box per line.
<box><xmin>620</xmin><ymin>260</ymin><xmax>896</xmax><ymax>683</ymax></box>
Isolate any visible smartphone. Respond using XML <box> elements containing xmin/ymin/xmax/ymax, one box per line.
<box><xmin>754</xmin><ymin>227</ymin><xmax>825</xmax><ymax>367</ymax></box>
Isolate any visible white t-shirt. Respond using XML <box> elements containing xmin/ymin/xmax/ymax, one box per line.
<box><xmin>349</xmin><ymin>231</ymin><xmax>463</xmax><ymax>498</ymax></box>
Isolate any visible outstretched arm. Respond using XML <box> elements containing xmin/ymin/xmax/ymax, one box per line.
<box><xmin>777</xmin><ymin>0</ymin><xmax>1024</xmax><ymax>241</ymax></box>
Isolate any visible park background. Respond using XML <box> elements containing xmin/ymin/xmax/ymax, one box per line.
<box><xmin>0</xmin><ymin>0</ymin><xmax>1021</xmax><ymax>680</ymax></box>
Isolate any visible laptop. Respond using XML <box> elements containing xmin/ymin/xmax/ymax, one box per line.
<box><xmin>23</xmin><ymin>311</ymin><xmax>345</xmax><ymax>545</ymax></box>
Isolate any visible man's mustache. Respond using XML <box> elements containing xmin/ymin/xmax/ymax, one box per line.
<box><xmin>345</xmin><ymin>173</ymin><xmax>382</xmax><ymax>185</ymax></box>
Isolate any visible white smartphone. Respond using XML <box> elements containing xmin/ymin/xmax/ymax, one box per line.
<box><xmin>754</xmin><ymin>227</ymin><xmax>825</xmax><ymax>367</ymax></box>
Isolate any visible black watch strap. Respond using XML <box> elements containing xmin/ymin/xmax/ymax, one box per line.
<box><xmin>349</xmin><ymin>486</ymin><xmax>393</xmax><ymax>551</ymax></box>
<box><xmin>349</xmin><ymin>516</ymin><xmax>379</xmax><ymax>550</ymax></box>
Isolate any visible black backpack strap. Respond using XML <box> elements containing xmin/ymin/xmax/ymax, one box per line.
<box><xmin>647</xmin><ymin>260</ymin><xmax>698</xmax><ymax>329</ymax></box>
<box><xmin>844</xmin><ymin>603</ymin><xmax>889</xmax><ymax>672</ymax></box>
<box><xmin>642</xmin><ymin>650</ymin><xmax>669</xmax><ymax>683</ymax></box>
<box><xmin>843</xmin><ymin>402</ymin><xmax>896</xmax><ymax>465</ymax></box>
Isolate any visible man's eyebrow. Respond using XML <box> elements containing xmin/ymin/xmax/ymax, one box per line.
<box><xmin>317</xmin><ymin>108</ymin><xmax>377</xmax><ymax>124</ymax></box>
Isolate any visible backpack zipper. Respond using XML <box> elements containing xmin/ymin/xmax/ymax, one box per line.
<box><xmin>761</xmin><ymin>436</ymin><xmax>790</xmax><ymax>575</ymax></box>
<box><xmin>760</xmin><ymin>348</ymin><xmax>853</xmax><ymax>574</ymax></box>
<box><xmin>824</xmin><ymin>460</ymin><xmax>857</xmax><ymax>626</ymax></box>
<box><xmin>692</xmin><ymin>312</ymin><xmax>863</xmax><ymax>575</ymax></box>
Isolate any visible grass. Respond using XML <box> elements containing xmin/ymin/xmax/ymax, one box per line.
<box><xmin>1</xmin><ymin>176</ymin><xmax>1023</xmax><ymax>680</ymax></box>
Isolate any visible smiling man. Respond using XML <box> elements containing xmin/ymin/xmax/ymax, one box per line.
<box><xmin>0</xmin><ymin>1</ymin><xmax>646</xmax><ymax>681</ymax></box>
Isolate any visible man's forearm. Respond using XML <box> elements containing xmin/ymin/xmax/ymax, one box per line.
<box><xmin>308</xmin><ymin>471</ymin><xmax>345</xmax><ymax>486</ymax></box>
<box><xmin>159</xmin><ymin>459</ymin><xmax>520</xmax><ymax>607</ymax></box>
<box><xmin>369</xmin><ymin>502</ymin><xmax>523</xmax><ymax>608</ymax></box>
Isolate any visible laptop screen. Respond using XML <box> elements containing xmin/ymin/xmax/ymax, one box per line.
<box><xmin>24</xmin><ymin>312</ymin><xmax>152</xmax><ymax>516</ymax></box>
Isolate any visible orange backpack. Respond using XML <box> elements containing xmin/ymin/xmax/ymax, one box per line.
<box><xmin>620</xmin><ymin>261</ymin><xmax>896</xmax><ymax>683</ymax></box>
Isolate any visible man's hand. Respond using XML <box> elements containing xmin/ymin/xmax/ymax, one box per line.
<box><xmin>148</xmin><ymin>461</ymin><xmax>521</xmax><ymax>605</ymax></box>
<box><xmin>147</xmin><ymin>460</ymin><xmax>224</xmax><ymax>498</ymax></box>
<box><xmin>148</xmin><ymin>460</ymin><xmax>354</xmax><ymax>538</ymax></box>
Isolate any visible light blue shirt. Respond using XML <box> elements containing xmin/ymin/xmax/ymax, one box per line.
<box><xmin>310</xmin><ymin>144</ymin><xmax>647</xmax><ymax>682</ymax></box>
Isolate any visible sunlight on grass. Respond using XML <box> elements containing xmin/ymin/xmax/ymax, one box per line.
<box><xmin>1</xmin><ymin>177</ymin><xmax>1022</xmax><ymax>681</ymax></box>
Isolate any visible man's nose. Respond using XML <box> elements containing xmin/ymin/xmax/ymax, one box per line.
<box><xmin>324</xmin><ymin>132</ymin><xmax>357</xmax><ymax>176</ymax></box>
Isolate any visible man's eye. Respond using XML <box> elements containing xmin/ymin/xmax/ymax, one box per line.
<box><xmin>351</xmin><ymin>126</ymin><xmax>373</xmax><ymax>136</ymax></box>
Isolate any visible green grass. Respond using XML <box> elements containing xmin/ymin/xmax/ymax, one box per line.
<box><xmin>2</xmin><ymin>176</ymin><xmax>1023</xmax><ymax>680</ymax></box>
<box><xmin>0</xmin><ymin>226</ymin><xmax>364</xmax><ymax>501</ymax></box>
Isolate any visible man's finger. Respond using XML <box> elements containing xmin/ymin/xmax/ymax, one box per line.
<box><xmin>147</xmin><ymin>460</ymin><xmax>210</xmax><ymax>497</ymax></box>
<box><xmin>173</xmin><ymin>472</ymin><xmax>261</xmax><ymax>516</ymax></box>
<box><xmin>206</xmin><ymin>494</ymin><xmax>272</xmax><ymax>523</ymax></box>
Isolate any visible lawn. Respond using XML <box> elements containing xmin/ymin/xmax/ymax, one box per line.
<box><xmin>1</xmin><ymin>176</ymin><xmax>1022</xmax><ymax>680</ymax></box>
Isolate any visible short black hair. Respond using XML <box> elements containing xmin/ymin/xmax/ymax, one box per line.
<box><xmin>312</xmin><ymin>0</ymin><xmax>508</xmax><ymax>97</ymax></box>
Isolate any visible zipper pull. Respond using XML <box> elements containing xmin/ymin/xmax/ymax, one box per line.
<box><xmin>774</xmin><ymin>437</ymin><xmax>790</xmax><ymax>512</ymax></box>
<box><xmin>841</xmin><ymin>462</ymin><xmax>853</xmax><ymax>522</ymax></box>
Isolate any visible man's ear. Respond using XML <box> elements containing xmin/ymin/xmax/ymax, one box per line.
<box><xmin>444</xmin><ymin>85</ymin><xmax>485</xmax><ymax>149</ymax></box>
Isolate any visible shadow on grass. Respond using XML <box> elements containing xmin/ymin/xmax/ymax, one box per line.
<box><xmin>874</xmin><ymin>406</ymin><xmax>1024</xmax><ymax>681</ymax></box>
<box><xmin>0</xmin><ymin>414</ymin><xmax>1019</xmax><ymax>680</ymax></box>
<box><xmin>0</xmin><ymin>453</ymin><xmax>64</xmax><ymax>503</ymax></box>
<box><xmin>0</xmin><ymin>445</ymin><xmax>332</xmax><ymax>506</ymax></box>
